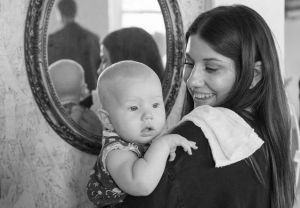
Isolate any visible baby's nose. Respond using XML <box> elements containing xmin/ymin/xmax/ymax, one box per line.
<box><xmin>142</xmin><ymin>112</ymin><xmax>153</xmax><ymax>121</ymax></box>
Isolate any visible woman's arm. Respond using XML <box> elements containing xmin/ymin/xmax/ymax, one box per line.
<box><xmin>106</xmin><ymin>134</ymin><xmax>197</xmax><ymax>196</ymax></box>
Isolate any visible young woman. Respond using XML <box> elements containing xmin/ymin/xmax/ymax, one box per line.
<box><xmin>122</xmin><ymin>5</ymin><xmax>295</xmax><ymax>208</ymax></box>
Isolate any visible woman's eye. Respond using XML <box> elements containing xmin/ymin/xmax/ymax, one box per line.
<box><xmin>129</xmin><ymin>106</ymin><xmax>138</xmax><ymax>111</ymax></box>
<box><xmin>184</xmin><ymin>60</ymin><xmax>194</xmax><ymax>67</ymax></box>
<box><xmin>153</xmin><ymin>103</ymin><xmax>160</xmax><ymax>108</ymax></box>
<box><xmin>206</xmin><ymin>66</ymin><xmax>218</xmax><ymax>72</ymax></box>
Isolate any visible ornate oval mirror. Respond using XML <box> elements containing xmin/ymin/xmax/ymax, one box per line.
<box><xmin>24</xmin><ymin>0</ymin><xmax>184</xmax><ymax>155</ymax></box>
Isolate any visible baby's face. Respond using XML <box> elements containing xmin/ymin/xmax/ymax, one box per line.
<box><xmin>107</xmin><ymin>76</ymin><xmax>165</xmax><ymax>144</ymax></box>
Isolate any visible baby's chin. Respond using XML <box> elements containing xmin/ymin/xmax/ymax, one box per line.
<box><xmin>127</xmin><ymin>134</ymin><xmax>157</xmax><ymax>145</ymax></box>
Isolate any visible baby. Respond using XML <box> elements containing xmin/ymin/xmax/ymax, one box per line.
<box><xmin>87</xmin><ymin>60</ymin><xmax>197</xmax><ymax>207</ymax></box>
<box><xmin>49</xmin><ymin>59</ymin><xmax>102</xmax><ymax>135</ymax></box>
<box><xmin>49</xmin><ymin>59</ymin><xmax>89</xmax><ymax>108</ymax></box>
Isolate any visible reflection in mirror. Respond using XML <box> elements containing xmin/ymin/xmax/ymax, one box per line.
<box><xmin>47</xmin><ymin>0</ymin><xmax>167</xmax><ymax>139</ymax></box>
<box><xmin>24</xmin><ymin>0</ymin><xmax>184</xmax><ymax>154</ymax></box>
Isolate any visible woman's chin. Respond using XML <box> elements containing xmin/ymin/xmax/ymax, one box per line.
<box><xmin>194</xmin><ymin>99</ymin><xmax>215</xmax><ymax>108</ymax></box>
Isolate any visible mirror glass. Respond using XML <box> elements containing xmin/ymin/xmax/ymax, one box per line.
<box><xmin>46</xmin><ymin>0</ymin><xmax>166</xmax><ymax>140</ymax></box>
<box><xmin>24</xmin><ymin>0</ymin><xmax>184</xmax><ymax>154</ymax></box>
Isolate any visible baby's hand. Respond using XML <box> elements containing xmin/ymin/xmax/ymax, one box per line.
<box><xmin>156</xmin><ymin>134</ymin><xmax>198</xmax><ymax>161</ymax></box>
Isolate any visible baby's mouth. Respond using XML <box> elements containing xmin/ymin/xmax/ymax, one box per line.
<box><xmin>141</xmin><ymin>126</ymin><xmax>155</xmax><ymax>136</ymax></box>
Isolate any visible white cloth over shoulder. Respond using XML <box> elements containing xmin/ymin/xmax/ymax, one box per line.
<box><xmin>178</xmin><ymin>105</ymin><xmax>264</xmax><ymax>167</ymax></box>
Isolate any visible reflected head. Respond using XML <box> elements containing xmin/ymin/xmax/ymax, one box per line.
<box><xmin>58</xmin><ymin>0</ymin><xmax>77</xmax><ymax>19</ymax></box>
<box><xmin>101</xmin><ymin>27</ymin><xmax>164</xmax><ymax>81</ymax></box>
<box><xmin>49</xmin><ymin>59</ymin><xmax>86</xmax><ymax>104</ymax></box>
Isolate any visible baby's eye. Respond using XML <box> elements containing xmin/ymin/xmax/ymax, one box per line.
<box><xmin>129</xmin><ymin>106</ymin><xmax>138</xmax><ymax>111</ymax></box>
<box><xmin>152</xmin><ymin>103</ymin><xmax>160</xmax><ymax>108</ymax></box>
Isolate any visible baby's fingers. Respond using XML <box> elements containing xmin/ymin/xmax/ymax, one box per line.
<box><xmin>190</xmin><ymin>141</ymin><xmax>198</xmax><ymax>150</ymax></box>
<box><xmin>182</xmin><ymin>141</ymin><xmax>198</xmax><ymax>155</ymax></box>
<box><xmin>182</xmin><ymin>145</ymin><xmax>193</xmax><ymax>155</ymax></box>
<box><xmin>169</xmin><ymin>151</ymin><xmax>176</xmax><ymax>161</ymax></box>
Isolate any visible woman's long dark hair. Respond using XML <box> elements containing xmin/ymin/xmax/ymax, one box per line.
<box><xmin>102</xmin><ymin>27</ymin><xmax>164</xmax><ymax>81</ymax></box>
<box><xmin>185</xmin><ymin>5</ymin><xmax>295</xmax><ymax>208</ymax></box>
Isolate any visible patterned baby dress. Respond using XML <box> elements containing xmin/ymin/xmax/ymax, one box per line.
<box><xmin>87</xmin><ymin>131</ymin><xmax>148</xmax><ymax>207</ymax></box>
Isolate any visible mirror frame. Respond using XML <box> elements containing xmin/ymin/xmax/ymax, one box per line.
<box><xmin>24</xmin><ymin>0</ymin><xmax>185</xmax><ymax>155</ymax></box>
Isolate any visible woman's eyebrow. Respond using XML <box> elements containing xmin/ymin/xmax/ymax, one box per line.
<box><xmin>203</xmin><ymin>58</ymin><xmax>226</xmax><ymax>63</ymax></box>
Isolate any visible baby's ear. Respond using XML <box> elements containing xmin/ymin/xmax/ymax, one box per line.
<box><xmin>98</xmin><ymin>109</ymin><xmax>114</xmax><ymax>131</ymax></box>
<box><xmin>80</xmin><ymin>82</ymin><xmax>89</xmax><ymax>98</ymax></box>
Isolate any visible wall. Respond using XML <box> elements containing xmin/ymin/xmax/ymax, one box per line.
<box><xmin>0</xmin><ymin>0</ymin><xmax>290</xmax><ymax>207</ymax></box>
<box><xmin>0</xmin><ymin>1</ymin><xmax>97</xmax><ymax>207</ymax></box>
<box><xmin>285</xmin><ymin>18</ymin><xmax>300</xmax><ymax>118</ymax></box>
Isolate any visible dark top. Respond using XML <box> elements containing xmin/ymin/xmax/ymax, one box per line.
<box><xmin>48</xmin><ymin>22</ymin><xmax>101</xmax><ymax>91</ymax></box>
<box><xmin>122</xmin><ymin>121</ymin><xmax>271</xmax><ymax>208</ymax></box>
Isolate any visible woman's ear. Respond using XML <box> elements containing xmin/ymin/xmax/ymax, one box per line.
<box><xmin>250</xmin><ymin>61</ymin><xmax>262</xmax><ymax>89</ymax></box>
<box><xmin>98</xmin><ymin>109</ymin><xmax>114</xmax><ymax>131</ymax></box>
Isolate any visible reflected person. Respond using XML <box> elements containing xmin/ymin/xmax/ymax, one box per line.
<box><xmin>98</xmin><ymin>27</ymin><xmax>164</xmax><ymax>81</ymax></box>
<box><xmin>48</xmin><ymin>0</ymin><xmax>101</xmax><ymax>92</ymax></box>
<box><xmin>49</xmin><ymin>59</ymin><xmax>102</xmax><ymax>135</ymax></box>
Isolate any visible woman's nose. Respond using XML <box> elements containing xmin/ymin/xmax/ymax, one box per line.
<box><xmin>187</xmin><ymin>65</ymin><xmax>205</xmax><ymax>87</ymax></box>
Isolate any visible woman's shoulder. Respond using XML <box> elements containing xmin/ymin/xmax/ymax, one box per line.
<box><xmin>171</xmin><ymin>120</ymin><xmax>205</xmax><ymax>141</ymax></box>
<box><xmin>170</xmin><ymin>120</ymin><xmax>215</xmax><ymax>167</ymax></box>
<box><xmin>171</xmin><ymin>120</ymin><xmax>212</xmax><ymax>155</ymax></box>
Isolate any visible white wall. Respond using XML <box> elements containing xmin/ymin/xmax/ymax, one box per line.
<box><xmin>285</xmin><ymin>18</ymin><xmax>300</xmax><ymax>118</ymax></box>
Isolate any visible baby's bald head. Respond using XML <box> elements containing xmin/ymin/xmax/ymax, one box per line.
<box><xmin>49</xmin><ymin>59</ymin><xmax>86</xmax><ymax>103</ymax></box>
<box><xmin>97</xmin><ymin>60</ymin><xmax>162</xmax><ymax>111</ymax></box>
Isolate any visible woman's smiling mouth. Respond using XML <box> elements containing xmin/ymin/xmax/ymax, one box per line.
<box><xmin>193</xmin><ymin>93</ymin><xmax>215</xmax><ymax>100</ymax></box>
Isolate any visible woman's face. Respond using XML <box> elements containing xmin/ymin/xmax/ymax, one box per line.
<box><xmin>184</xmin><ymin>35</ymin><xmax>236</xmax><ymax>108</ymax></box>
<box><xmin>97</xmin><ymin>45</ymin><xmax>112</xmax><ymax>75</ymax></box>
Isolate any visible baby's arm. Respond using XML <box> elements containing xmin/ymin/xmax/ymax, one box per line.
<box><xmin>106</xmin><ymin>134</ymin><xmax>197</xmax><ymax>196</ymax></box>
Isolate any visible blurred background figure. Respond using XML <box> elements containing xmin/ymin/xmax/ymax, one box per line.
<box><xmin>49</xmin><ymin>59</ymin><xmax>102</xmax><ymax>135</ymax></box>
<box><xmin>98</xmin><ymin>27</ymin><xmax>164</xmax><ymax>81</ymax></box>
<box><xmin>48</xmin><ymin>0</ymin><xmax>101</xmax><ymax>92</ymax></box>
